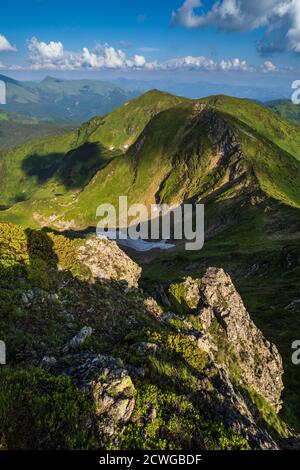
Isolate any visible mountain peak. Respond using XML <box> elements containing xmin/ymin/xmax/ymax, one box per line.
<box><xmin>42</xmin><ymin>76</ymin><xmax>64</xmax><ymax>84</ymax></box>
<box><xmin>0</xmin><ymin>74</ymin><xmax>20</xmax><ymax>85</ymax></box>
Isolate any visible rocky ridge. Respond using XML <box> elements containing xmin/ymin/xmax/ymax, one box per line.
<box><xmin>0</xmin><ymin>225</ymin><xmax>294</xmax><ymax>449</ymax></box>
<box><xmin>54</xmin><ymin>240</ymin><xmax>285</xmax><ymax>449</ymax></box>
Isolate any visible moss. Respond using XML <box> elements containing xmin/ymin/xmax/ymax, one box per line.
<box><xmin>241</xmin><ymin>386</ymin><xmax>289</xmax><ymax>439</ymax></box>
<box><xmin>0</xmin><ymin>368</ymin><xmax>98</xmax><ymax>450</ymax></box>
<box><xmin>115</xmin><ymin>383</ymin><xmax>250</xmax><ymax>450</ymax></box>
<box><xmin>49</xmin><ymin>233</ymin><xmax>91</xmax><ymax>278</ymax></box>
<box><xmin>0</xmin><ymin>223</ymin><xmax>28</xmax><ymax>279</ymax></box>
<box><xmin>168</xmin><ymin>282</ymin><xmax>191</xmax><ymax>315</ymax></box>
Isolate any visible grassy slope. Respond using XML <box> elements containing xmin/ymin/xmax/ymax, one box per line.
<box><xmin>201</xmin><ymin>95</ymin><xmax>300</xmax><ymax>162</ymax></box>
<box><xmin>0</xmin><ymin>107</ymin><xmax>75</xmax><ymax>149</ymax></box>
<box><xmin>0</xmin><ymin>222</ymin><xmax>268</xmax><ymax>450</ymax></box>
<box><xmin>0</xmin><ymin>90</ymin><xmax>188</xmax><ymax>223</ymax></box>
<box><xmin>268</xmin><ymin>99</ymin><xmax>300</xmax><ymax>125</ymax></box>
<box><xmin>13</xmin><ymin>96</ymin><xmax>300</xmax><ymax>228</ymax></box>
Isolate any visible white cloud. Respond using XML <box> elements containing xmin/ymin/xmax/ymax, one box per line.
<box><xmin>16</xmin><ymin>36</ymin><xmax>279</xmax><ymax>74</ymax></box>
<box><xmin>219</xmin><ymin>58</ymin><xmax>251</xmax><ymax>71</ymax></box>
<box><xmin>27</xmin><ymin>38</ymin><xmax>150</xmax><ymax>70</ymax></box>
<box><xmin>160</xmin><ymin>55</ymin><xmax>253</xmax><ymax>72</ymax></box>
<box><xmin>172</xmin><ymin>0</ymin><xmax>300</xmax><ymax>54</ymax></box>
<box><xmin>0</xmin><ymin>34</ymin><xmax>16</xmax><ymax>52</ymax></box>
<box><xmin>161</xmin><ymin>55</ymin><xmax>215</xmax><ymax>70</ymax></box>
<box><xmin>28</xmin><ymin>37</ymin><xmax>64</xmax><ymax>60</ymax></box>
<box><xmin>262</xmin><ymin>60</ymin><xmax>277</xmax><ymax>72</ymax></box>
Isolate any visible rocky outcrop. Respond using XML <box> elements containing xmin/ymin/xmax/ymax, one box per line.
<box><xmin>198</xmin><ymin>267</ymin><xmax>284</xmax><ymax>411</ymax></box>
<box><xmin>61</xmin><ymin>352</ymin><xmax>135</xmax><ymax>440</ymax></box>
<box><xmin>62</xmin><ymin>326</ymin><xmax>93</xmax><ymax>353</ymax></box>
<box><xmin>78</xmin><ymin>237</ymin><xmax>141</xmax><ymax>287</ymax></box>
<box><xmin>0</xmin><ymin>220</ymin><xmax>291</xmax><ymax>450</ymax></box>
<box><xmin>168</xmin><ymin>277</ymin><xmax>201</xmax><ymax>313</ymax></box>
<box><xmin>200</xmin><ymin>361</ymin><xmax>279</xmax><ymax>450</ymax></box>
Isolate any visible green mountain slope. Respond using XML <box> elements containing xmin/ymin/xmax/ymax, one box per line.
<box><xmin>268</xmin><ymin>99</ymin><xmax>300</xmax><ymax>125</ymax></box>
<box><xmin>0</xmin><ymin>90</ymin><xmax>187</xmax><ymax>213</ymax></box>
<box><xmin>1</xmin><ymin>92</ymin><xmax>299</xmax><ymax>228</ymax></box>
<box><xmin>201</xmin><ymin>95</ymin><xmax>300</xmax><ymax>161</ymax></box>
<box><xmin>0</xmin><ymin>223</ymin><xmax>290</xmax><ymax>450</ymax></box>
<box><xmin>0</xmin><ymin>108</ymin><xmax>74</xmax><ymax>150</ymax></box>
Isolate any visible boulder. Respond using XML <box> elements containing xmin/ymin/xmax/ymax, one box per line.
<box><xmin>63</xmin><ymin>326</ymin><xmax>93</xmax><ymax>353</ymax></box>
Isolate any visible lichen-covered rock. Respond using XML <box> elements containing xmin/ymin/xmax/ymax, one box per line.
<box><xmin>198</xmin><ymin>267</ymin><xmax>284</xmax><ymax>411</ymax></box>
<box><xmin>143</xmin><ymin>297</ymin><xmax>163</xmax><ymax>317</ymax></box>
<box><xmin>63</xmin><ymin>326</ymin><xmax>93</xmax><ymax>353</ymax></box>
<box><xmin>61</xmin><ymin>353</ymin><xmax>135</xmax><ymax>440</ymax></box>
<box><xmin>168</xmin><ymin>277</ymin><xmax>201</xmax><ymax>314</ymax></box>
<box><xmin>78</xmin><ymin>237</ymin><xmax>141</xmax><ymax>287</ymax></box>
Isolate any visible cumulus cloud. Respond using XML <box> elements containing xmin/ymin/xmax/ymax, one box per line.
<box><xmin>172</xmin><ymin>0</ymin><xmax>300</xmax><ymax>54</ymax></box>
<box><xmin>160</xmin><ymin>55</ymin><xmax>253</xmax><ymax>72</ymax></box>
<box><xmin>28</xmin><ymin>37</ymin><xmax>64</xmax><ymax>60</ymax></box>
<box><xmin>262</xmin><ymin>60</ymin><xmax>277</xmax><ymax>72</ymax></box>
<box><xmin>27</xmin><ymin>38</ymin><xmax>150</xmax><ymax>70</ymax></box>
<box><xmin>162</xmin><ymin>55</ymin><xmax>216</xmax><ymax>70</ymax></box>
<box><xmin>0</xmin><ymin>34</ymin><xmax>16</xmax><ymax>52</ymax></box>
<box><xmin>20</xmin><ymin>37</ymin><xmax>278</xmax><ymax>73</ymax></box>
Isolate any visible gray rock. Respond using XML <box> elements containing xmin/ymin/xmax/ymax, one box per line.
<box><xmin>63</xmin><ymin>326</ymin><xmax>93</xmax><ymax>353</ymax></box>
<box><xmin>78</xmin><ymin>237</ymin><xmax>141</xmax><ymax>287</ymax></box>
<box><xmin>62</xmin><ymin>352</ymin><xmax>135</xmax><ymax>440</ymax></box>
<box><xmin>137</xmin><ymin>342</ymin><xmax>159</xmax><ymax>355</ymax></box>
<box><xmin>198</xmin><ymin>267</ymin><xmax>284</xmax><ymax>411</ymax></box>
<box><xmin>41</xmin><ymin>355</ymin><xmax>57</xmax><ymax>370</ymax></box>
<box><xmin>21</xmin><ymin>291</ymin><xmax>34</xmax><ymax>305</ymax></box>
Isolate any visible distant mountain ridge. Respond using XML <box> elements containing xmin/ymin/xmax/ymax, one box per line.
<box><xmin>0</xmin><ymin>74</ymin><xmax>138</xmax><ymax>123</ymax></box>
<box><xmin>114</xmin><ymin>77</ymin><xmax>289</xmax><ymax>102</ymax></box>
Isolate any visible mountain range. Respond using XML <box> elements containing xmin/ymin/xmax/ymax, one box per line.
<box><xmin>0</xmin><ymin>74</ymin><xmax>138</xmax><ymax>123</ymax></box>
<box><xmin>114</xmin><ymin>77</ymin><xmax>291</xmax><ymax>103</ymax></box>
<box><xmin>0</xmin><ymin>89</ymin><xmax>300</xmax><ymax>449</ymax></box>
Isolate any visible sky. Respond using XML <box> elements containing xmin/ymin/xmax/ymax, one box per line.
<box><xmin>0</xmin><ymin>0</ymin><xmax>300</xmax><ymax>91</ymax></box>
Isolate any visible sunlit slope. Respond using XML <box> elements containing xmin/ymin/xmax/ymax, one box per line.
<box><xmin>201</xmin><ymin>95</ymin><xmax>300</xmax><ymax>162</ymax></box>
<box><xmin>0</xmin><ymin>90</ymin><xmax>186</xmax><ymax>210</ymax></box>
<box><xmin>1</xmin><ymin>92</ymin><xmax>300</xmax><ymax>228</ymax></box>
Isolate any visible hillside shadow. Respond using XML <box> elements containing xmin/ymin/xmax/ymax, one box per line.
<box><xmin>21</xmin><ymin>142</ymin><xmax>113</xmax><ymax>189</ymax></box>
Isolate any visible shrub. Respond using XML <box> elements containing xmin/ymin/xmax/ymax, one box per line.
<box><xmin>0</xmin><ymin>368</ymin><xmax>98</xmax><ymax>450</ymax></box>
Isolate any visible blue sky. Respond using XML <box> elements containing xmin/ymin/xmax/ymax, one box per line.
<box><xmin>0</xmin><ymin>0</ymin><xmax>299</xmax><ymax>89</ymax></box>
